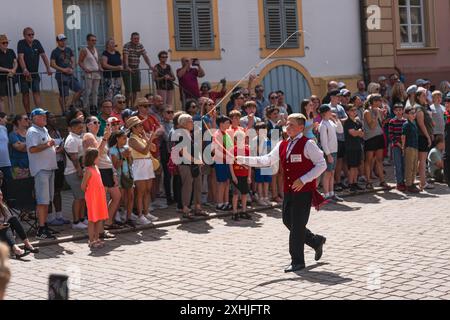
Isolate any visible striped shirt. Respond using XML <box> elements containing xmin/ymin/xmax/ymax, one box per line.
<box><xmin>123</xmin><ymin>42</ymin><xmax>146</xmax><ymax>69</ymax></box>
<box><xmin>389</xmin><ymin>117</ymin><xmax>406</xmax><ymax>147</ymax></box>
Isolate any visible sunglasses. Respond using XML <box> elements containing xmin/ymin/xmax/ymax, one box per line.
<box><xmin>89</xmin><ymin>121</ymin><xmax>100</xmax><ymax>125</ymax></box>
<box><xmin>270</xmin><ymin>96</ymin><xmax>278</xmax><ymax>100</ymax></box>
<box><xmin>27</xmin><ymin>33</ymin><xmax>35</xmax><ymax>37</ymax></box>
<box><xmin>1</xmin><ymin>42</ymin><xmax>8</xmax><ymax>45</ymax></box>
<box><xmin>165</xmin><ymin>111</ymin><xmax>174</xmax><ymax>114</ymax></box>
<box><xmin>190</xmin><ymin>105</ymin><xmax>198</xmax><ymax>109</ymax></box>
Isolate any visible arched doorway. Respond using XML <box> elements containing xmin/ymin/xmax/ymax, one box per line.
<box><xmin>259</xmin><ymin>60</ymin><xmax>313</xmax><ymax>113</ymax></box>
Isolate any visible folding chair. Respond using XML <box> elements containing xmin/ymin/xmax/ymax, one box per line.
<box><xmin>5</xmin><ymin>177</ymin><xmax>37</xmax><ymax>236</ymax></box>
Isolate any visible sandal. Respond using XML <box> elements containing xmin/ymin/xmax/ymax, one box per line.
<box><xmin>99</xmin><ymin>231</ymin><xmax>116</xmax><ymax>239</ymax></box>
<box><xmin>379</xmin><ymin>182</ymin><xmax>389</xmax><ymax>189</ymax></box>
<box><xmin>194</xmin><ymin>209</ymin><xmax>210</xmax><ymax>217</ymax></box>
<box><xmin>182</xmin><ymin>210</ymin><xmax>195</xmax><ymax>220</ymax></box>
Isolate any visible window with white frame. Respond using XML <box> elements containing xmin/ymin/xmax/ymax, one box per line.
<box><xmin>399</xmin><ymin>0</ymin><xmax>426</xmax><ymax>48</ymax></box>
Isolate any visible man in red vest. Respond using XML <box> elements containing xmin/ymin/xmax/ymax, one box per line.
<box><xmin>237</xmin><ymin>113</ymin><xmax>327</xmax><ymax>272</ymax></box>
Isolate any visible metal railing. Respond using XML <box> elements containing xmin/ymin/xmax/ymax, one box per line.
<box><xmin>0</xmin><ymin>68</ymin><xmax>157</xmax><ymax>114</ymax></box>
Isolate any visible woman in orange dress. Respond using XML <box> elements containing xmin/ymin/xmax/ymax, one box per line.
<box><xmin>81</xmin><ymin>148</ymin><xmax>109</xmax><ymax>249</ymax></box>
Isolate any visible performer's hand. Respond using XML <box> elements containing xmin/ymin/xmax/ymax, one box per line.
<box><xmin>292</xmin><ymin>179</ymin><xmax>304</xmax><ymax>192</ymax></box>
<box><xmin>232</xmin><ymin>176</ymin><xmax>238</xmax><ymax>185</ymax></box>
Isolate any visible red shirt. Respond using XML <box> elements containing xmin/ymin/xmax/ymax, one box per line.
<box><xmin>139</xmin><ymin>114</ymin><xmax>161</xmax><ymax>157</ymax></box>
<box><xmin>177</xmin><ymin>68</ymin><xmax>200</xmax><ymax>99</ymax></box>
<box><xmin>233</xmin><ymin>145</ymin><xmax>250</xmax><ymax>177</ymax></box>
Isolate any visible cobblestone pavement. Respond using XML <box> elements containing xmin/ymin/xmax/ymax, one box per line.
<box><xmin>5</xmin><ymin>183</ymin><xmax>450</xmax><ymax>300</ymax></box>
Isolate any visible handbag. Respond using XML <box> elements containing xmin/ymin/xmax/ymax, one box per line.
<box><xmin>151</xmin><ymin>156</ymin><xmax>160</xmax><ymax>172</ymax></box>
<box><xmin>117</xmin><ymin>147</ymin><xmax>134</xmax><ymax>189</ymax></box>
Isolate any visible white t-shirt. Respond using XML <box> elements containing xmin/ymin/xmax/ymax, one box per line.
<box><xmin>0</xmin><ymin>126</ymin><xmax>11</xmax><ymax>167</ymax></box>
<box><xmin>64</xmin><ymin>132</ymin><xmax>84</xmax><ymax>175</ymax></box>
<box><xmin>96</xmin><ymin>136</ymin><xmax>113</xmax><ymax>170</ymax></box>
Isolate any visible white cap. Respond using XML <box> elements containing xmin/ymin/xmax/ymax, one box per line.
<box><xmin>56</xmin><ymin>34</ymin><xmax>67</xmax><ymax>41</ymax></box>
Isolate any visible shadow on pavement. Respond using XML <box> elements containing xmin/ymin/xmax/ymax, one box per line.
<box><xmin>321</xmin><ymin>203</ymin><xmax>362</xmax><ymax>212</ymax></box>
<box><xmin>222</xmin><ymin>212</ymin><xmax>264</xmax><ymax>228</ymax></box>
<box><xmin>257</xmin><ymin>263</ymin><xmax>352</xmax><ymax>287</ymax></box>
<box><xmin>177</xmin><ymin>220</ymin><xmax>214</xmax><ymax>234</ymax></box>
<box><xmin>33</xmin><ymin>244</ymin><xmax>75</xmax><ymax>260</ymax></box>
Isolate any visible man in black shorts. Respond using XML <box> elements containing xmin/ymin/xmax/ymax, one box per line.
<box><xmin>17</xmin><ymin>27</ymin><xmax>52</xmax><ymax>114</ymax></box>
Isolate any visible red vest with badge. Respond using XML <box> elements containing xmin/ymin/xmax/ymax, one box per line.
<box><xmin>279</xmin><ymin>136</ymin><xmax>316</xmax><ymax>194</ymax></box>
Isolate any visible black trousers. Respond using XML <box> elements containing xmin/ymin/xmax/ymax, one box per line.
<box><xmin>160</xmin><ymin>145</ymin><xmax>173</xmax><ymax>202</ymax></box>
<box><xmin>444</xmin><ymin>155</ymin><xmax>450</xmax><ymax>188</ymax></box>
<box><xmin>0</xmin><ymin>216</ymin><xmax>27</xmax><ymax>248</ymax></box>
<box><xmin>283</xmin><ymin>192</ymin><xmax>324</xmax><ymax>265</ymax></box>
<box><xmin>173</xmin><ymin>174</ymin><xmax>183</xmax><ymax>210</ymax></box>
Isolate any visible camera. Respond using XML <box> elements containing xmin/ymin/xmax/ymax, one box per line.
<box><xmin>192</xmin><ymin>58</ymin><xmax>200</xmax><ymax>66</ymax></box>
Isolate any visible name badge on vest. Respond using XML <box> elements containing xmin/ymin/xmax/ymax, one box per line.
<box><xmin>291</xmin><ymin>154</ymin><xmax>302</xmax><ymax>163</ymax></box>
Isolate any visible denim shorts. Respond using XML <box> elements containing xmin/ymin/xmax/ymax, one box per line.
<box><xmin>65</xmin><ymin>173</ymin><xmax>85</xmax><ymax>200</ymax></box>
<box><xmin>34</xmin><ymin>170</ymin><xmax>55</xmax><ymax>205</ymax></box>
<box><xmin>215</xmin><ymin>163</ymin><xmax>231</xmax><ymax>182</ymax></box>
<box><xmin>326</xmin><ymin>153</ymin><xmax>338</xmax><ymax>172</ymax></box>
<box><xmin>56</xmin><ymin>75</ymin><xmax>82</xmax><ymax>97</ymax></box>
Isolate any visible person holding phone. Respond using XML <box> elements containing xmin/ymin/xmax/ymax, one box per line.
<box><xmin>0</xmin><ymin>190</ymin><xmax>39</xmax><ymax>259</ymax></box>
<box><xmin>177</xmin><ymin>57</ymin><xmax>205</xmax><ymax>106</ymax></box>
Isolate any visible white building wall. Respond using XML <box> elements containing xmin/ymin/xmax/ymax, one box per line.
<box><xmin>1</xmin><ymin>0</ymin><xmax>362</xmax><ymax>84</ymax></box>
<box><xmin>121</xmin><ymin>0</ymin><xmax>362</xmax><ymax>84</ymax></box>
<box><xmin>0</xmin><ymin>0</ymin><xmax>56</xmax><ymax>65</ymax></box>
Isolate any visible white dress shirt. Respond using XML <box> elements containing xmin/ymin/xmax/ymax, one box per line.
<box><xmin>237</xmin><ymin>133</ymin><xmax>326</xmax><ymax>185</ymax></box>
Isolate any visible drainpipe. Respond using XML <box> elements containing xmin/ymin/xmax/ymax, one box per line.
<box><xmin>359</xmin><ymin>0</ymin><xmax>370</xmax><ymax>84</ymax></box>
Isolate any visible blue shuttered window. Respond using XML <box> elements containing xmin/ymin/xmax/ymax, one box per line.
<box><xmin>174</xmin><ymin>0</ymin><xmax>214</xmax><ymax>51</ymax></box>
<box><xmin>264</xmin><ymin>0</ymin><xmax>299</xmax><ymax>48</ymax></box>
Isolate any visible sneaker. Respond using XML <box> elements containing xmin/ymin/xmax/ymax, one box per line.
<box><xmin>383</xmin><ymin>159</ymin><xmax>392</xmax><ymax>166</ymax></box>
<box><xmin>47</xmin><ymin>218</ymin><xmax>64</xmax><ymax>226</ymax></box>
<box><xmin>81</xmin><ymin>219</ymin><xmax>89</xmax><ymax>226</ymax></box>
<box><xmin>136</xmin><ymin>215</ymin><xmax>152</xmax><ymax>225</ymax></box>
<box><xmin>120</xmin><ymin>211</ymin><xmax>127</xmax><ymax>222</ymax></box>
<box><xmin>115</xmin><ymin>214</ymin><xmax>123</xmax><ymax>224</ymax></box>
<box><xmin>423</xmin><ymin>183</ymin><xmax>435</xmax><ymax>190</ymax></box>
<box><xmin>349</xmin><ymin>184</ymin><xmax>358</xmax><ymax>193</ymax></box>
<box><xmin>263</xmin><ymin>198</ymin><xmax>273</xmax><ymax>206</ymax></box>
<box><xmin>153</xmin><ymin>202</ymin><xmax>168</xmax><ymax>209</ymax></box>
<box><xmin>56</xmin><ymin>217</ymin><xmax>71</xmax><ymax>225</ymax></box>
<box><xmin>72</xmin><ymin>222</ymin><xmax>88</xmax><ymax>230</ymax></box>
<box><xmin>257</xmin><ymin>199</ymin><xmax>267</xmax><ymax>206</ymax></box>
<box><xmin>130</xmin><ymin>213</ymin><xmax>139</xmax><ymax>222</ymax></box>
<box><xmin>148</xmin><ymin>204</ymin><xmax>156</xmax><ymax>212</ymax></box>
<box><xmin>36</xmin><ymin>229</ymin><xmax>56</xmax><ymax>240</ymax></box>
<box><xmin>332</xmin><ymin>194</ymin><xmax>344</xmax><ymax>202</ymax></box>
<box><xmin>407</xmin><ymin>186</ymin><xmax>421</xmax><ymax>193</ymax></box>
<box><xmin>145</xmin><ymin>213</ymin><xmax>159</xmax><ymax>222</ymax></box>
<box><xmin>334</xmin><ymin>184</ymin><xmax>343</xmax><ymax>192</ymax></box>
<box><xmin>358</xmin><ymin>176</ymin><xmax>367</xmax><ymax>183</ymax></box>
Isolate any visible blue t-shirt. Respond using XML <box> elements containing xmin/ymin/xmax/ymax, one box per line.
<box><xmin>109</xmin><ymin>146</ymin><xmax>130</xmax><ymax>176</ymax></box>
<box><xmin>9</xmin><ymin>131</ymin><xmax>29</xmax><ymax>168</ymax></box>
<box><xmin>402</xmin><ymin>120</ymin><xmax>419</xmax><ymax>149</ymax></box>
<box><xmin>17</xmin><ymin>39</ymin><xmax>45</xmax><ymax>73</ymax></box>
<box><xmin>50</xmin><ymin>47</ymin><xmax>74</xmax><ymax>80</ymax></box>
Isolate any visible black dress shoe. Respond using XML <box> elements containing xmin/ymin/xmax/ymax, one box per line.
<box><xmin>24</xmin><ymin>246</ymin><xmax>40</xmax><ymax>254</ymax></box>
<box><xmin>315</xmin><ymin>237</ymin><xmax>327</xmax><ymax>261</ymax></box>
<box><xmin>284</xmin><ymin>264</ymin><xmax>306</xmax><ymax>273</ymax></box>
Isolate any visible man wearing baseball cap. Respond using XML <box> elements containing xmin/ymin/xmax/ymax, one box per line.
<box><xmin>26</xmin><ymin>108</ymin><xmax>58</xmax><ymax>240</ymax></box>
<box><xmin>50</xmin><ymin>34</ymin><xmax>82</xmax><ymax>114</ymax></box>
